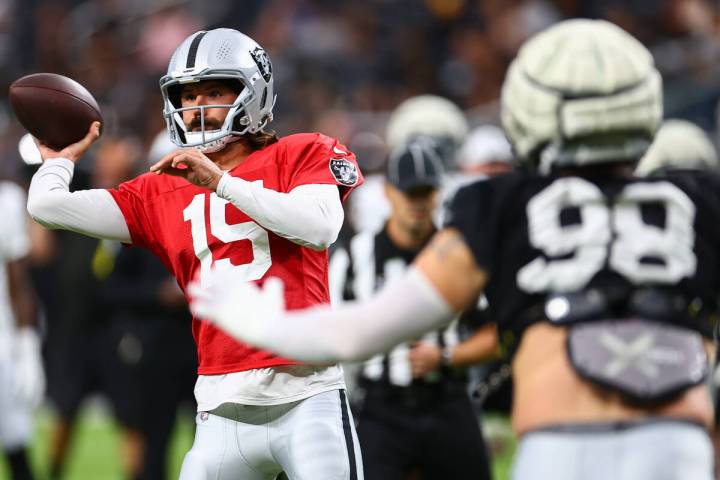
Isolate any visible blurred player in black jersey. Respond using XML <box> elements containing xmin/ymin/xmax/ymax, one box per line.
<box><xmin>192</xmin><ymin>19</ymin><xmax>719</xmax><ymax>480</ymax></box>
<box><xmin>331</xmin><ymin>140</ymin><xmax>494</xmax><ymax>480</ymax></box>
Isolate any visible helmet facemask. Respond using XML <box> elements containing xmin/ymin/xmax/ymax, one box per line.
<box><xmin>161</xmin><ymin>74</ymin><xmax>274</xmax><ymax>154</ymax></box>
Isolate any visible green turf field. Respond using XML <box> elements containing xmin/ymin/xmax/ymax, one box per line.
<box><xmin>0</xmin><ymin>403</ymin><xmax>514</xmax><ymax>480</ymax></box>
<box><xmin>0</xmin><ymin>402</ymin><xmax>194</xmax><ymax>480</ymax></box>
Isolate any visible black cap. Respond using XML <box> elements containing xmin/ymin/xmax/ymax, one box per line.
<box><xmin>386</xmin><ymin>140</ymin><xmax>444</xmax><ymax>192</ymax></box>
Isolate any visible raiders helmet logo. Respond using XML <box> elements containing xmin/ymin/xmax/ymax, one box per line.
<box><xmin>329</xmin><ymin>158</ymin><xmax>358</xmax><ymax>186</ymax></box>
<box><xmin>250</xmin><ymin>47</ymin><xmax>272</xmax><ymax>83</ymax></box>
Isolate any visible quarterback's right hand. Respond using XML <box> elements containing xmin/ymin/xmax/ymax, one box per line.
<box><xmin>35</xmin><ymin>121</ymin><xmax>101</xmax><ymax>163</ymax></box>
<box><xmin>188</xmin><ymin>269</ymin><xmax>286</xmax><ymax>347</ymax></box>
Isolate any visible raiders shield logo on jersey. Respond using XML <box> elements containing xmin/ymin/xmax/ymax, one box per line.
<box><xmin>250</xmin><ymin>47</ymin><xmax>272</xmax><ymax>82</ymax></box>
<box><xmin>330</xmin><ymin>158</ymin><xmax>358</xmax><ymax>186</ymax></box>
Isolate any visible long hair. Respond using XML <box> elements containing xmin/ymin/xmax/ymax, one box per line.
<box><xmin>244</xmin><ymin>129</ymin><xmax>279</xmax><ymax>151</ymax></box>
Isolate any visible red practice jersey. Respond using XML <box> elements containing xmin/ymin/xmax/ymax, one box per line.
<box><xmin>108</xmin><ymin>133</ymin><xmax>363</xmax><ymax>375</ymax></box>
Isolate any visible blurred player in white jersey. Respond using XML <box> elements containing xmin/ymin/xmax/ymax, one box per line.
<box><xmin>0</xmin><ymin>181</ymin><xmax>44</xmax><ymax>480</ymax></box>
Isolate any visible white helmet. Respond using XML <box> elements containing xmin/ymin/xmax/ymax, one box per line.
<box><xmin>501</xmin><ymin>19</ymin><xmax>662</xmax><ymax>173</ymax></box>
<box><xmin>457</xmin><ymin>125</ymin><xmax>513</xmax><ymax>170</ymax></box>
<box><xmin>160</xmin><ymin>28</ymin><xmax>275</xmax><ymax>153</ymax></box>
<box><xmin>385</xmin><ymin>95</ymin><xmax>468</xmax><ymax>161</ymax></box>
<box><xmin>635</xmin><ymin>119</ymin><xmax>719</xmax><ymax>176</ymax></box>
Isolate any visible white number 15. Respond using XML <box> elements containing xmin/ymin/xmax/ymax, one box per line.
<box><xmin>183</xmin><ymin>184</ymin><xmax>271</xmax><ymax>286</ymax></box>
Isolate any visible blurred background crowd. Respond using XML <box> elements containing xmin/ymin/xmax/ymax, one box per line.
<box><xmin>0</xmin><ymin>0</ymin><xmax>719</xmax><ymax>479</ymax></box>
<box><xmin>0</xmin><ymin>0</ymin><xmax>719</xmax><ymax>179</ymax></box>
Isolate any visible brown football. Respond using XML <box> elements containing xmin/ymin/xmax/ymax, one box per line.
<box><xmin>9</xmin><ymin>73</ymin><xmax>102</xmax><ymax>150</ymax></box>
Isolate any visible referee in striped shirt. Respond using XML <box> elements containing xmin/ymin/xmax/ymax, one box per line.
<box><xmin>330</xmin><ymin>139</ymin><xmax>494</xmax><ymax>479</ymax></box>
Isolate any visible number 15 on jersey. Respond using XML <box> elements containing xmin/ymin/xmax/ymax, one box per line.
<box><xmin>183</xmin><ymin>185</ymin><xmax>272</xmax><ymax>286</ymax></box>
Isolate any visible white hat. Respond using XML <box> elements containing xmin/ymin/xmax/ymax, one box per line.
<box><xmin>457</xmin><ymin>125</ymin><xmax>513</xmax><ymax>169</ymax></box>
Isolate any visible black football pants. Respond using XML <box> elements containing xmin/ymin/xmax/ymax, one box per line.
<box><xmin>356</xmin><ymin>391</ymin><xmax>492</xmax><ymax>480</ymax></box>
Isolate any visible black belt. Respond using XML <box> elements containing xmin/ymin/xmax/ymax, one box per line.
<box><xmin>543</xmin><ymin>288</ymin><xmax>702</xmax><ymax>325</ymax></box>
<box><xmin>360</xmin><ymin>379</ymin><xmax>467</xmax><ymax>410</ymax></box>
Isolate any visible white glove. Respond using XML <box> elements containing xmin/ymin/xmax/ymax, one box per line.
<box><xmin>188</xmin><ymin>270</ymin><xmax>286</xmax><ymax>346</ymax></box>
<box><xmin>13</xmin><ymin>327</ymin><xmax>45</xmax><ymax>408</ymax></box>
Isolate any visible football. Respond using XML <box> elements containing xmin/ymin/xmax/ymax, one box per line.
<box><xmin>9</xmin><ymin>73</ymin><xmax>102</xmax><ymax>150</ymax></box>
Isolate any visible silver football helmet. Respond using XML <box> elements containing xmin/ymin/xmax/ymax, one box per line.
<box><xmin>160</xmin><ymin>28</ymin><xmax>275</xmax><ymax>153</ymax></box>
<box><xmin>501</xmin><ymin>19</ymin><xmax>662</xmax><ymax>173</ymax></box>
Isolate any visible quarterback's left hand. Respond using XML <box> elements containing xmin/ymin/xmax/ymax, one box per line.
<box><xmin>149</xmin><ymin>148</ymin><xmax>223</xmax><ymax>190</ymax></box>
<box><xmin>13</xmin><ymin>327</ymin><xmax>45</xmax><ymax>408</ymax></box>
<box><xmin>188</xmin><ymin>269</ymin><xmax>286</xmax><ymax>346</ymax></box>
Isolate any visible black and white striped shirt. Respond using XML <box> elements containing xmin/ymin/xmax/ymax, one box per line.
<box><xmin>329</xmin><ymin>226</ymin><xmax>461</xmax><ymax>388</ymax></box>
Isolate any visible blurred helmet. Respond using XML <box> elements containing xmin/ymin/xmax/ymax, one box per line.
<box><xmin>501</xmin><ymin>19</ymin><xmax>662</xmax><ymax>174</ymax></box>
<box><xmin>636</xmin><ymin>119</ymin><xmax>719</xmax><ymax>176</ymax></box>
<box><xmin>386</xmin><ymin>95</ymin><xmax>468</xmax><ymax>163</ymax></box>
<box><xmin>457</xmin><ymin>125</ymin><xmax>513</xmax><ymax>170</ymax></box>
<box><xmin>160</xmin><ymin>28</ymin><xmax>275</xmax><ymax>153</ymax></box>
<box><xmin>18</xmin><ymin>133</ymin><xmax>42</xmax><ymax>166</ymax></box>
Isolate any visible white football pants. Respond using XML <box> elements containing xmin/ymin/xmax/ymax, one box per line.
<box><xmin>512</xmin><ymin>420</ymin><xmax>713</xmax><ymax>480</ymax></box>
<box><xmin>179</xmin><ymin>389</ymin><xmax>363</xmax><ymax>480</ymax></box>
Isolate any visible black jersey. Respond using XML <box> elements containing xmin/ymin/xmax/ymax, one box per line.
<box><xmin>447</xmin><ymin>171</ymin><xmax>720</xmax><ymax>351</ymax></box>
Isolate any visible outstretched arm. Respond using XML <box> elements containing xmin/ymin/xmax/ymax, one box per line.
<box><xmin>190</xmin><ymin>228</ymin><xmax>488</xmax><ymax>363</ymax></box>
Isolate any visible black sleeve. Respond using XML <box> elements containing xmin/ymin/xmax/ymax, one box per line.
<box><xmin>444</xmin><ymin>180</ymin><xmax>498</xmax><ymax>275</ymax></box>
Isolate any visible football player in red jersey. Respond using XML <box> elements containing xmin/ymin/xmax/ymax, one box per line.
<box><xmin>27</xmin><ymin>28</ymin><xmax>364</xmax><ymax>480</ymax></box>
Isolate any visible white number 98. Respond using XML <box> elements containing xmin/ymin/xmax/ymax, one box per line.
<box><xmin>517</xmin><ymin>178</ymin><xmax>696</xmax><ymax>293</ymax></box>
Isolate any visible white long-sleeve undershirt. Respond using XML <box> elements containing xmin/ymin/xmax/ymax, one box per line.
<box><xmin>27</xmin><ymin>158</ymin><xmax>345</xmax><ymax>249</ymax></box>
<box><xmin>215</xmin><ymin>172</ymin><xmax>343</xmax><ymax>251</ymax></box>
<box><xmin>28</xmin><ymin>159</ymin><xmax>131</xmax><ymax>241</ymax></box>
<box><xmin>204</xmin><ymin>267</ymin><xmax>456</xmax><ymax>363</ymax></box>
